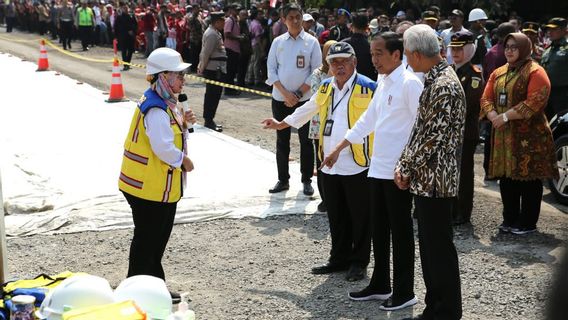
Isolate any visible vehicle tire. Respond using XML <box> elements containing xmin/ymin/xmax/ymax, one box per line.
<box><xmin>549</xmin><ymin>134</ymin><xmax>568</xmax><ymax>207</ymax></box>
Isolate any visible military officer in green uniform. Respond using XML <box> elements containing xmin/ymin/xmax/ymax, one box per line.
<box><xmin>448</xmin><ymin>31</ymin><xmax>484</xmax><ymax>225</ymax></box>
<box><xmin>542</xmin><ymin>17</ymin><xmax>568</xmax><ymax>119</ymax></box>
<box><xmin>522</xmin><ymin>22</ymin><xmax>544</xmax><ymax>63</ymax></box>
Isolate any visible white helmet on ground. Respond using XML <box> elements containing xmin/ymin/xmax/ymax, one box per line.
<box><xmin>468</xmin><ymin>8</ymin><xmax>488</xmax><ymax>22</ymax></box>
<box><xmin>146</xmin><ymin>47</ymin><xmax>191</xmax><ymax>75</ymax></box>
<box><xmin>114</xmin><ymin>275</ymin><xmax>173</xmax><ymax>320</ymax></box>
<box><xmin>35</xmin><ymin>275</ymin><xmax>115</xmax><ymax>320</ymax></box>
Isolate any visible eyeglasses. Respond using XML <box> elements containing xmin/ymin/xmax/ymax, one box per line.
<box><xmin>170</xmin><ymin>71</ymin><xmax>186</xmax><ymax>80</ymax></box>
<box><xmin>504</xmin><ymin>45</ymin><xmax>519</xmax><ymax>52</ymax></box>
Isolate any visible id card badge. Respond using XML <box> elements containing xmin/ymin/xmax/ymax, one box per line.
<box><xmin>498</xmin><ymin>91</ymin><xmax>508</xmax><ymax>107</ymax></box>
<box><xmin>323</xmin><ymin>119</ymin><xmax>334</xmax><ymax>136</ymax></box>
<box><xmin>296</xmin><ymin>55</ymin><xmax>305</xmax><ymax>68</ymax></box>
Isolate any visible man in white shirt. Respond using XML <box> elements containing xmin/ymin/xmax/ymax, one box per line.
<box><xmin>439</xmin><ymin>9</ymin><xmax>469</xmax><ymax>64</ymax></box>
<box><xmin>265</xmin><ymin>3</ymin><xmax>322</xmax><ymax>196</ymax></box>
<box><xmin>322</xmin><ymin>32</ymin><xmax>423</xmax><ymax>311</ymax></box>
<box><xmin>263</xmin><ymin>42</ymin><xmax>377</xmax><ymax>282</ymax></box>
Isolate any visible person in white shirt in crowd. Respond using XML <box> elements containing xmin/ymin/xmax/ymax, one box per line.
<box><xmin>264</xmin><ymin>3</ymin><xmax>322</xmax><ymax>196</ymax></box>
<box><xmin>440</xmin><ymin>9</ymin><xmax>469</xmax><ymax>63</ymax></box>
<box><xmin>322</xmin><ymin>32</ymin><xmax>423</xmax><ymax>311</ymax></box>
<box><xmin>263</xmin><ymin>42</ymin><xmax>377</xmax><ymax>282</ymax></box>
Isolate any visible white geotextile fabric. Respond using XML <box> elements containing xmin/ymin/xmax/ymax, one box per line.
<box><xmin>0</xmin><ymin>53</ymin><xmax>319</xmax><ymax>237</ymax></box>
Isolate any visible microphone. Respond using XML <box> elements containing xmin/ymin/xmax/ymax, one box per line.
<box><xmin>178</xmin><ymin>93</ymin><xmax>194</xmax><ymax>133</ymax></box>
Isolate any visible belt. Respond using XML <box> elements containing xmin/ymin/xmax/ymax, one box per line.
<box><xmin>209</xmin><ymin>56</ymin><xmax>228</xmax><ymax>61</ymax></box>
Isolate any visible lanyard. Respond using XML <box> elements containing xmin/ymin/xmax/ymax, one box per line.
<box><xmin>330</xmin><ymin>75</ymin><xmax>357</xmax><ymax>116</ymax></box>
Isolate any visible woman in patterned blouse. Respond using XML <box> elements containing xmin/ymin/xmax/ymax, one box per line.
<box><xmin>480</xmin><ymin>33</ymin><xmax>558</xmax><ymax>235</ymax></box>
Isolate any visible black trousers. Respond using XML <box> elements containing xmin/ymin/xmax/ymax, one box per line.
<box><xmin>123</xmin><ymin>192</ymin><xmax>177</xmax><ymax>280</ymax></box>
<box><xmin>415</xmin><ymin>195</ymin><xmax>462</xmax><ymax>320</ymax></box>
<box><xmin>314</xmin><ymin>139</ymin><xmax>325</xmax><ymax>204</ymax></box>
<box><xmin>78</xmin><ymin>25</ymin><xmax>92</xmax><ymax>50</ymax></box>
<box><xmin>546</xmin><ymin>86</ymin><xmax>568</xmax><ymax>119</ymax></box>
<box><xmin>237</xmin><ymin>51</ymin><xmax>250</xmax><ymax>87</ymax></box>
<box><xmin>322</xmin><ymin>170</ymin><xmax>371</xmax><ymax>267</ymax></box>
<box><xmin>224</xmin><ymin>48</ymin><xmax>239</xmax><ymax>93</ymax></box>
<box><xmin>59</xmin><ymin>20</ymin><xmax>73</xmax><ymax>49</ymax></box>
<box><xmin>203</xmin><ymin>69</ymin><xmax>225</xmax><ymax>122</ymax></box>
<box><xmin>120</xmin><ymin>36</ymin><xmax>135</xmax><ymax>64</ymax></box>
<box><xmin>368</xmin><ymin>178</ymin><xmax>414</xmax><ymax>300</ymax></box>
<box><xmin>6</xmin><ymin>17</ymin><xmax>15</xmax><ymax>33</ymax></box>
<box><xmin>189</xmin><ymin>42</ymin><xmax>201</xmax><ymax>72</ymax></box>
<box><xmin>452</xmin><ymin>138</ymin><xmax>477</xmax><ymax>223</ymax></box>
<box><xmin>499</xmin><ymin>178</ymin><xmax>543</xmax><ymax>229</ymax></box>
<box><xmin>271</xmin><ymin>99</ymin><xmax>314</xmax><ymax>183</ymax></box>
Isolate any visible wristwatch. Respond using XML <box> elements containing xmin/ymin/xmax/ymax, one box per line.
<box><xmin>502</xmin><ymin>112</ymin><xmax>509</xmax><ymax>123</ymax></box>
<box><xmin>293</xmin><ymin>90</ymin><xmax>303</xmax><ymax>99</ymax></box>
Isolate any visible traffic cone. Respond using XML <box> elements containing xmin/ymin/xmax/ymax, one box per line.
<box><xmin>106</xmin><ymin>57</ymin><xmax>127</xmax><ymax>103</ymax></box>
<box><xmin>36</xmin><ymin>39</ymin><xmax>49</xmax><ymax>71</ymax></box>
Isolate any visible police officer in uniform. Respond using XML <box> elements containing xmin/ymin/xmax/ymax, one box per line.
<box><xmin>522</xmin><ymin>22</ymin><xmax>544</xmax><ymax>63</ymax></box>
<box><xmin>542</xmin><ymin>18</ymin><xmax>568</xmax><ymax>119</ymax></box>
<box><xmin>328</xmin><ymin>8</ymin><xmax>351</xmax><ymax>41</ymax></box>
<box><xmin>198</xmin><ymin>12</ymin><xmax>226</xmax><ymax>132</ymax></box>
<box><xmin>448</xmin><ymin>31</ymin><xmax>484</xmax><ymax>225</ymax></box>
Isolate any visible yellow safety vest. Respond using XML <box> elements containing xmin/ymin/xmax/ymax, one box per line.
<box><xmin>315</xmin><ymin>75</ymin><xmax>376</xmax><ymax>167</ymax></box>
<box><xmin>77</xmin><ymin>8</ymin><xmax>93</xmax><ymax>26</ymax></box>
<box><xmin>119</xmin><ymin>90</ymin><xmax>184</xmax><ymax>203</ymax></box>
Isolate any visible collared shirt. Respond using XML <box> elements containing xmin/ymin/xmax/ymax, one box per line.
<box><xmin>396</xmin><ymin>60</ymin><xmax>466</xmax><ymax>198</ymax></box>
<box><xmin>283</xmin><ymin>72</ymin><xmax>366</xmax><ymax>176</ymax></box>
<box><xmin>199</xmin><ymin>25</ymin><xmax>227</xmax><ymax>72</ymax></box>
<box><xmin>266</xmin><ymin>30</ymin><xmax>322</xmax><ymax>102</ymax></box>
<box><xmin>223</xmin><ymin>15</ymin><xmax>241</xmax><ymax>53</ymax></box>
<box><xmin>542</xmin><ymin>37</ymin><xmax>568</xmax><ymax>87</ymax></box>
<box><xmin>346</xmin><ymin>64</ymin><xmax>423</xmax><ymax>179</ymax></box>
<box><xmin>144</xmin><ymin>108</ymin><xmax>185</xmax><ymax>168</ymax></box>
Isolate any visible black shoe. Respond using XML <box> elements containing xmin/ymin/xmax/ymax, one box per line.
<box><xmin>498</xmin><ymin>223</ymin><xmax>514</xmax><ymax>233</ymax></box>
<box><xmin>204</xmin><ymin>121</ymin><xmax>223</xmax><ymax>132</ymax></box>
<box><xmin>317</xmin><ymin>201</ymin><xmax>326</xmax><ymax>212</ymax></box>
<box><xmin>402</xmin><ymin>315</ymin><xmax>427</xmax><ymax>320</ymax></box>
<box><xmin>345</xmin><ymin>265</ymin><xmax>366</xmax><ymax>281</ymax></box>
<box><xmin>303</xmin><ymin>182</ymin><xmax>314</xmax><ymax>196</ymax></box>
<box><xmin>225</xmin><ymin>90</ymin><xmax>241</xmax><ymax>96</ymax></box>
<box><xmin>269</xmin><ymin>181</ymin><xmax>289</xmax><ymax>193</ymax></box>
<box><xmin>170</xmin><ymin>291</ymin><xmax>181</xmax><ymax>304</ymax></box>
<box><xmin>348</xmin><ymin>287</ymin><xmax>391</xmax><ymax>301</ymax></box>
<box><xmin>311</xmin><ymin>262</ymin><xmax>349</xmax><ymax>275</ymax></box>
<box><xmin>122</xmin><ymin>65</ymin><xmax>130</xmax><ymax>71</ymax></box>
<box><xmin>511</xmin><ymin>227</ymin><xmax>537</xmax><ymax>235</ymax></box>
<box><xmin>379</xmin><ymin>296</ymin><xmax>418</xmax><ymax>311</ymax></box>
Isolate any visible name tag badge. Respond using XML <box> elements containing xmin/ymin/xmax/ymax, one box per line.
<box><xmin>296</xmin><ymin>55</ymin><xmax>305</xmax><ymax>68</ymax></box>
<box><xmin>323</xmin><ymin>119</ymin><xmax>334</xmax><ymax>136</ymax></box>
<box><xmin>498</xmin><ymin>92</ymin><xmax>508</xmax><ymax>107</ymax></box>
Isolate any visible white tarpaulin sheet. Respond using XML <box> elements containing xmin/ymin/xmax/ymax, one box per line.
<box><xmin>0</xmin><ymin>53</ymin><xmax>319</xmax><ymax>237</ymax></box>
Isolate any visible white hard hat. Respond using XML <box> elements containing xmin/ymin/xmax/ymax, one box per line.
<box><xmin>468</xmin><ymin>8</ymin><xmax>488</xmax><ymax>22</ymax></box>
<box><xmin>146</xmin><ymin>47</ymin><xmax>191</xmax><ymax>75</ymax></box>
<box><xmin>35</xmin><ymin>275</ymin><xmax>115</xmax><ymax>320</ymax></box>
<box><xmin>302</xmin><ymin>13</ymin><xmax>314</xmax><ymax>22</ymax></box>
<box><xmin>114</xmin><ymin>275</ymin><xmax>172</xmax><ymax>320</ymax></box>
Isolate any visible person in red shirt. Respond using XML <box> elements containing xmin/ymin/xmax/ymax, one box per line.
<box><xmin>142</xmin><ymin>6</ymin><xmax>157</xmax><ymax>57</ymax></box>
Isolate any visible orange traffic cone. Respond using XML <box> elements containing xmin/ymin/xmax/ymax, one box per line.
<box><xmin>106</xmin><ymin>58</ymin><xmax>127</xmax><ymax>103</ymax></box>
<box><xmin>36</xmin><ymin>39</ymin><xmax>49</xmax><ymax>71</ymax></box>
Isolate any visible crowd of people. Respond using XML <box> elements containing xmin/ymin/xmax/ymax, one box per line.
<box><xmin>2</xmin><ymin>1</ymin><xmax>567</xmax><ymax>319</ymax></box>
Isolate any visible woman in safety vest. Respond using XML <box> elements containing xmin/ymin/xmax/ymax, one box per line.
<box><xmin>118</xmin><ymin>47</ymin><xmax>195</xmax><ymax>301</ymax></box>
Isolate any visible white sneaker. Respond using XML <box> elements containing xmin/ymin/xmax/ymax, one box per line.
<box><xmin>379</xmin><ymin>296</ymin><xmax>418</xmax><ymax>311</ymax></box>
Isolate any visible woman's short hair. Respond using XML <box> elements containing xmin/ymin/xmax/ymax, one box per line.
<box><xmin>403</xmin><ymin>24</ymin><xmax>440</xmax><ymax>57</ymax></box>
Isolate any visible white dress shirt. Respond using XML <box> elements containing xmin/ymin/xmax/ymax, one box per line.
<box><xmin>266</xmin><ymin>30</ymin><xmax>322</xmax><ymax>102</ymax></box>
<box><xmin>283</xmin><ymin>72</ymin><xmax>366</xmax><ymax>176</ymax></box>
<box><xmin>346</xmin><ymin>64</ymin><xmax>423</xmax><ymax>180</ymax></box>
<box><xmin>144</xmin><ymin>108</ymin><xmax>185</xmax><ymax>168</ymax></box>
